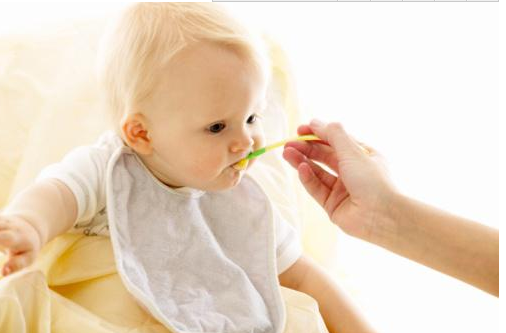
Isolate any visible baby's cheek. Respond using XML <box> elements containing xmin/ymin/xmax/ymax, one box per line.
<box><xmin>254</xmin><ymin>137</ymin><xmax>265</xmax><ymax>151</ymax></box>
<box><xmin>187</xmin><ymin>155</ymin><xmax>224</xmax><ymax>178</ymax></box>
<box><xmin>253</xmin><ymin>127</ymin><xmax>265</xmax><ymax>150</ymax></box>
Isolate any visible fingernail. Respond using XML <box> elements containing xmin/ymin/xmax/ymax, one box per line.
<box><xmin>3</xmin><ymin>267</ymin><xmax>11</xmax><ymax>276</ymax></box>
<box><xmin>310</xmin><ymin>119</ymin><xmax>324</xmax><ymax>127</ymax></box>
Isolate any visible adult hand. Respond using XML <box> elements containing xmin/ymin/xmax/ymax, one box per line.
<box><xmin>283</xmin><ymin>119</ymin><xmax>499</xmax><ymax>296</ymax></box>
<box><xmin>283</xmin><ymin>119</ymin><xmax>395</xmax><ymax>240</ymax></box>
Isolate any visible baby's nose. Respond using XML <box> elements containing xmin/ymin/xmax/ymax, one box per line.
<box><xmin>230</xmin><ymin>135</ymin><xmax>254</xmax><ymax>153</ymax></box>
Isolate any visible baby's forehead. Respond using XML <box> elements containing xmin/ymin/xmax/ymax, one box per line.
<box><xmin>165</xmin><ymin>42</ymin><xmax>262</xmax><ymax>79</ymax></box>
<box><xmin>149</xmin><ymin>42</ymin><xmax>267</xmax><ymax>118</ymax></box>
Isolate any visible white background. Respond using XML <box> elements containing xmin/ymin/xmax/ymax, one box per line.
<box><xmin>0</xmin><ymin>2</ymin><xmax>502</xmax><ymax>333</ymax></box>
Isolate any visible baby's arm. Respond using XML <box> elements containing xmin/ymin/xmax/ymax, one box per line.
<box><xmin>279</xmin><ymin>254</ymin><xmax>377</xmax><ymax>333</ymax></box>
<box><xmin>0</xmin><ymin>179</ymin><xmax>77</xmax><ymax>275</ymax></box>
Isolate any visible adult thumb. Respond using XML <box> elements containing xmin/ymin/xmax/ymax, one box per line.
<box><xmin>309</xmin><ymin>119</ymin><xmax>362</xmax><ymax>161</ymax></box>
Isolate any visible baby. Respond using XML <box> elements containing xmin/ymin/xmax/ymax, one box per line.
<box><xmin>0</xmin><ymin>3</ymin><xmax>371</xmax><ymax>333</ymax></box>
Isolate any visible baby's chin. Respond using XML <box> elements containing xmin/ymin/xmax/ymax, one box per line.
<box><xmin>205</xmin><ymin>165</ymin><xmax>249</xmax><ymax>191</ymax></box>
<box><xmin>223</xmin><ymin>165</ymin><xmax>247</xmax><ymax>189</ymax></box>
<box><xmin>188</xmin><ymin>159</ymin><xmax>256</xmax><ymax>192</ymax></box>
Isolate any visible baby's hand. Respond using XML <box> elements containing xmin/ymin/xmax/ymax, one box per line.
<box><xmin>0</xmin><ymin>214</ymin><xmax>42</xmax><ymax>276</ymax></box>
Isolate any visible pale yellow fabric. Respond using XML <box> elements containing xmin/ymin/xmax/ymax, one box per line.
<box><xmin>0</xmin><ymin>234</ymin><xmax>328</xmax><ymax>333</ymax></box>
<box><xmin>0</xmin><ymin>19</ymin><xmax>111</xmax><ymax>203</ymax></box>
<box><xmin>0</xmin><ymin>16</ymin><xmax>336</xmax><ymax>332</ymax></box>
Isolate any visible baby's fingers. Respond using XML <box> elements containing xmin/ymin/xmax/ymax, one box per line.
<box><xmin>2</xmin><ymin>251</ymin><xmax>36</xmax><ymax>276</ymax></box>
<box><xmin>0</xmin><ymin>228</ymin><xmax>33</xmax><ymax>254</ymax></box>
<box><xmin>0</xmin><ymin>228</ymin><xmax>36</xmax><ymax>276</ymax></box>
<box><xmin>0</xmin><ymin>229</ymin><xmax>19</xmax><ymax>251</ymax></box>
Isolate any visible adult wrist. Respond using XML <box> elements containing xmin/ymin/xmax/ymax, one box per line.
<box><xmin>365</xmin><ymin>188</ymin><xmax>406</xmax><ymax>249</ymax></box>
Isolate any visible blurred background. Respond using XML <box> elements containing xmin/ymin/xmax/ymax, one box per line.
<box><xmin>0</xmin><ymin>2</ymin><xmax>501</xmax><ymax>333</ymax></box>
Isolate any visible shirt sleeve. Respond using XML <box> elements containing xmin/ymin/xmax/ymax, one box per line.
<box><xmin>273</xmin><ymin>204</ymin><xmax>303</xmax><ymax>274</ymax></box>
<box><xmin>35</xmin><ymin>131</ymin><xmax>122</xmax><ymax>224</ymax></box>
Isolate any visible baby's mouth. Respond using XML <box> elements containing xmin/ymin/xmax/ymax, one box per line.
<box><xmin>231</xmin><ymin>153</ymin><xmax>252</xmax><ymax>171</ymax></box>
<box><xmin>232</xmin><ymin>159</ymin><xmax>248</xmax><ymax>171</ymax></box>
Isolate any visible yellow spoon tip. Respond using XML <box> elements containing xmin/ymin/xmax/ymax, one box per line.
<box><xmin>232</xmin><ymin>134</ymin><xmax>319</xmax><ymax>170</ymax></box>
<box><xmin>232</xmin><ymin>158</ymin><xmax>249</xmax><ymax>171</ymax></box>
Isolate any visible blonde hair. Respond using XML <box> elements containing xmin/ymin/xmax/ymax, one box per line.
<box><xmin>96</xmin><ymin>3</ymin><xmax>270</xmax><ymax>132</ymax></box>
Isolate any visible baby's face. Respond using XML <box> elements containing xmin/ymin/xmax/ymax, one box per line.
<box><xmin>140</xmin><ymin>42</ymin><xmax>266</xmax><ymax>191</ymax></box>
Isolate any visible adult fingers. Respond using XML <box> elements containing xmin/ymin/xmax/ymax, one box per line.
<box><xmin>284</xmin><ymin>140</ymin><xmax>339</xmax><ymax>171</ymax></box>
<box><xmin>297</xmin><ymin>121</ymin><xmax>373</xmax><ymax>157</ymax></box>
<box><xmin>297</xmin><ymin>162</ymin><xmax>330</xmax><ymax>208</ymax></box>
<box><xmin>283</xmin><ymin>147</ymin><xmax>337</xmax><ymax>189</ymax></box>
<box><xmin>284</xmin><ymin>147</ymin><xmax>350</xmax><ymax>211</ymax></box>
<box><xmin>290</xmin><ymin>149</ymin><xmax>350</xmax><ymax>216</ymax></box>
<box><xmin>297</xmin><ymin>124</ymin><xmax>314</xmax><ymax>136</ymax></box>
<box><xmin>323</xmin><ymin>177</ymin><xmax>349</xmax><ymax>214</ymax></box>
<box><xmin>309</xmin><ymin>119</ymin><xmax>366</xmax><ymax>161</ymax></box>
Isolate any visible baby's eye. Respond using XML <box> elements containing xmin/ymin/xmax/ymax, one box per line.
<box><xmin>247</xmin><ymin>114</ymin><xmax>257</xmax><ymax>124</ymax></box>
<box><xmin>208</xmin><ymin>122</ymin><xmax>226</xmax><ymax>133</ymax></box>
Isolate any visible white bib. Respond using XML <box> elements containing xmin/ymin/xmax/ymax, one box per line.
<box><xmin>105</xmin><ymin>146</ymin><xmax>286</xmax><ymax>333</ymax></box>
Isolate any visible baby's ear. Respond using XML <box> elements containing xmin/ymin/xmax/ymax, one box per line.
<box><xmin>121</xmin><ymin>113</ymin><xmax>153</xmax><ymax>155</ymax></box>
